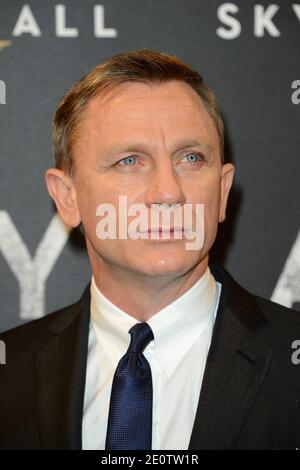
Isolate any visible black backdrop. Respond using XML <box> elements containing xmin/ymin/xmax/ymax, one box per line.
<box><xmin>0</xmin><ymin>0</ymin><xmax>299</xmax><ymax>331</ymax></box>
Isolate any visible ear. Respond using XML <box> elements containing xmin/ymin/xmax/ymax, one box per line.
<box><xmin>219</xmin><ymin>163</ymin><xmax>235</xmax><ymax>223</ymax></box>
<box><xmin>44</xmin><ymin>168</ymin><xmax>81</xmax><ymax>228</ymax></box>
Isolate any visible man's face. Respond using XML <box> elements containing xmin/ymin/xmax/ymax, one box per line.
<box><xmin>57</xmin><ymin>80</ymin><xmax>234</xmax><ymax>279</ymax></box>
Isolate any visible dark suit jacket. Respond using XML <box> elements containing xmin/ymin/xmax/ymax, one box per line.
<box><xmin>0</xmin><ymin>264</ymin><xmax>299</xmax><ymax>450</ymax></box>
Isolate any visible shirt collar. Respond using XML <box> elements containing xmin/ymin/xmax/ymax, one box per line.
<box><xmin>90</xmin><ymin>266</ymin><xmax>221</xmax><ymax>378</ymax></box>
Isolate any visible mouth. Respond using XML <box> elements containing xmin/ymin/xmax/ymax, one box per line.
<box><xmin>135</xmin><ymin>227</ymin><xmax>187</xmax><ymax>241</ymax></box>
<box><xmin>145</xmin><ymin>227</ymin><xmax>184</xmax><ymax>234</ymax></box>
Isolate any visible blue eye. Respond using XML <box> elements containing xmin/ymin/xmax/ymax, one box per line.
<box><xmin>185</xmin><ymin>153</ymin><xmax>203</xmax><ymax>163</ymax></box>
<box><xmin>118</xmin><ymin>155</ymin><xmax>136</xmax><ymax>166</ymax></box>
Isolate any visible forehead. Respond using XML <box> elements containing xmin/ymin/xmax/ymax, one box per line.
<box><xmin>77</xmin><ymin>80</ymin><xmax>219</xmax><ymax>152</ymax></box>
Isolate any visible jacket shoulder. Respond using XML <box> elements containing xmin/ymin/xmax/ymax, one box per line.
<box><xmin>0</xmin><ymin>281</ymin><xmax>91</xmax><ymax>355</ymax></box>
<box><xmin>253</xmin><ymin>294</ymin><xmax>300</xmax><ymax>339</ymax></box>
<box><xmin>210</xmin><ymin>263</ymin><xmax>300</xmax><ymax>342</ymax></box>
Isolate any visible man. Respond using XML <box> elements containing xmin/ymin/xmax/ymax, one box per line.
<box><xmin>0</xmin><ymin>49</ymin><xmax>299</xmax><ymax>450</ymax></box>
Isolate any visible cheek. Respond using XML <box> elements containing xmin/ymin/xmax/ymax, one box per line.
<box><xmin>188</xmin><ymin>175</ymin><xmax>221</xmax><ymax>207</ymax></box>
<box><xmin>192</xmin><ymin>180</ymin><xmax>221</xmax><ymax>230</ymax></box>
<box><xmin>75</xmin><ymin>183</ymin><xmax>106</xmax><ymax>233</ymax></box>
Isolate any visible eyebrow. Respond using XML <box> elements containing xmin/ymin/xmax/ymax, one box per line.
<box><xmin>103</xmin><ymin>139</ymin><xmax>213</xmax><ymax>157</ymax></box>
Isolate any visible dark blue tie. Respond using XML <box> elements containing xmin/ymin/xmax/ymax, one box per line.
<box><xmin>105</xmin><ymin>322</ymin><xmax>154</xmax><ymax>450</ymax></box>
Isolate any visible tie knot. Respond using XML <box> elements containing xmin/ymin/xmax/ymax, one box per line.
<box><xmin>128</xmin><ymin>322</ymin><xmax>154</xmax><ymax>354</ymax></box>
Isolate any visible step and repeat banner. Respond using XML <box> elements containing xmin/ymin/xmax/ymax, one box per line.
<box><xmin>0</xmin><ymin>0</ymin><xmax>299</xmax><ymax>331</ymax></box>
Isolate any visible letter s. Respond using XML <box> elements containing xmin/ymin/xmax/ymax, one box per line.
<box><xmin>216</xmin><ymin>3</ymin><xmax>241</xmax><ymax>40</ymax></box>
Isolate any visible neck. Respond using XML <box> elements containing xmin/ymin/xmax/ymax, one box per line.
<box><xmin>88</xmin><ymin>244</ymin><xmax>209</xmax><ymax>322</ymax></box>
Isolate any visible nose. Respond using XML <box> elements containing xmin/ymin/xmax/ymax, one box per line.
<box><xmin>144</xmin><ymin>159</ymin><xmax>186</xmax><ymax>207</ymax></box>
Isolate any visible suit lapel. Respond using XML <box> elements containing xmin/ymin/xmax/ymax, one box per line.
<box><xmin>35</xmin><ymin>282</ymin><xmax>91</xmax><ymax>449</ymax></box>
<box><xmin>188</xmin><ymin>265</ymin><xmax>274</xmax><ymax>450</ymax></box>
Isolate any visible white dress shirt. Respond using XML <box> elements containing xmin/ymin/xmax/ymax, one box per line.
<box><xmin>82</xmin><ymin>266</ymin><xmax>222</xmax><ymax>450</ymax></box>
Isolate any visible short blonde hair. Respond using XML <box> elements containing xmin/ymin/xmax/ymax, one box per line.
<box><xmin>53</xmin><ymin>49</ymin><xmax>225</xmax><ymax>176</ymax></box>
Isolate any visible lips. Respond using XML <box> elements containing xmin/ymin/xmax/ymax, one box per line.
<box><xmin>146</xmin><ymin>227</ymin><xmax>183</xmax><ymax>233</ymax></box>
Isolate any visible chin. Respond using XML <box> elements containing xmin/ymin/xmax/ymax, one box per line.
<box><xmin>136</xmin><ymin>255</ymin><xmax>195</xmax><ymax>277</ymax></box>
